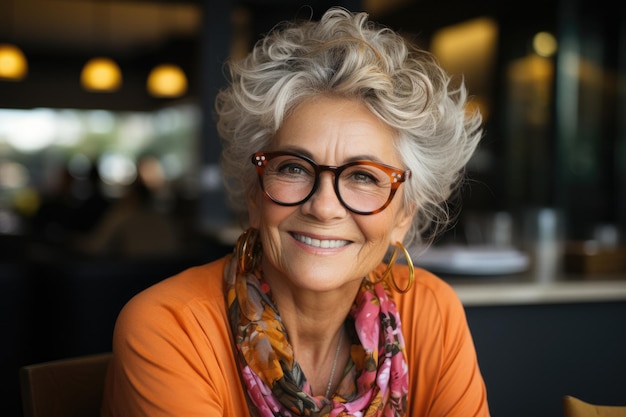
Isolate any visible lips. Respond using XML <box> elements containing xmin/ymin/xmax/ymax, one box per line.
<box><xmin>291</xmin><ymin>232</ymin><xmax>349</xmax><ymax>249</ymax></box>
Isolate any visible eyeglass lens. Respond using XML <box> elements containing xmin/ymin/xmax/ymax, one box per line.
<box><xmin>256</xmin><ymin>153</ymin><xmax>399</xmax><ymax>214</ymax></box>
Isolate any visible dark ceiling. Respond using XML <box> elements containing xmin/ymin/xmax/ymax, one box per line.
<box><xmin>0</xmin><ymin>0</ymin><xmax>373</xmax><ymax>110</ymax></box>
<box><xmin>0</xmin><ymin>0</ymin><xmax>562</xmax><ymax>110</ymax></box>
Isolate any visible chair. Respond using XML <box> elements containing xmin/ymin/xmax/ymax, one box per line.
<box><xmin>19</xmin><ymin>352</ymin><xmax>112</xmax><ymax>417</ymax></box>
<box><xmin>563</xmin><ymin>395</ymin><xmax>626</xmax><ymax>417</ymax></box>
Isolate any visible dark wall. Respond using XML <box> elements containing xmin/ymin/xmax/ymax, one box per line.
<box><xmin>466</xmin><ymin>301</ymin><xmax>626</xmax><ymax>417</ymax></box>
<box><xmin>1</xmin><ymin>243</ymin><xmax>233</xmax><ymax>417</ymax></box>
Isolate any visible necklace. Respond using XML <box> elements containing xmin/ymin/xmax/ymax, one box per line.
<box><xmin>324</xmin><ymin>326</ymin><xmax>345</xmax><ymax>398</ymax></box>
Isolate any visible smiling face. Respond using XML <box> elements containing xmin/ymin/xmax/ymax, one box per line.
<box><xmin>248</xmin><ymin>96</ymin><xmax>414</xmax><ymax>293</ymax></box>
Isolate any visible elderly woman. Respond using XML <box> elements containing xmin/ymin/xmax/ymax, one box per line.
<box><xmin>102</xmin><ymin>7</ymin><xmax>489</xmax><ymax>417</ymax></box>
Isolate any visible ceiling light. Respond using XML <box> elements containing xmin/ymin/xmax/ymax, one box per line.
<box><xmin>0</xmin><ymin>43</ymin><xmax>28</xmax><ymax>81</ymax></box>
<box><xmin>533</xmin><ymin>32</ymin><xmax>558</xmax><ymax>58</ymax></box>
<box><xmin>80</xmin><ymin>57</ymin><xmax>122</xmax><ymax>92</ymax></box>
<box><xmin>80</xmin><ymin>0</ymin><xmax>122</xmax><ymax>93</ymax></box>
<box><xmin>147</xmin><ymin>63</ymin><xmax>188</xmax><ymax>98</ymax></box>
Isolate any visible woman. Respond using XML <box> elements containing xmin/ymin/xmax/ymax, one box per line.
<box><xmin>101</xmin><ymin>7</ymin><xmax>489</xmax><ymax>417</ymax></box>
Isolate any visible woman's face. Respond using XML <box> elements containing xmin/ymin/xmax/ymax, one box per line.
<box><xmin>248</xmin><ymin>96</ymin><xmax>414</xmax><ymax>292</ymax></box>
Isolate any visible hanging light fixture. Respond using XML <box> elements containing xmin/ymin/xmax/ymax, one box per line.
<box><xmin>147</xmin><ymin>63</ymin><xmax>187</xmax><ymax>98</ymax></box>
<box><xmin>80</xmin><ymin>0</ymin><xmax>122</xmax><ymax>92</ymax></box>
<box><xmin>0</xmin><ymin>1</ymin><xmax>28</xmax><ymax>81</ymax></box>
<box><xmin>0</xmin><ymin>43</ymin><xmax>28</xmax><ymax>81</ymax></box>
<box><xmin>146</xmin><ymin>4</ymin><xmax>188</xmax><ymax>98</ymax></box>
<box><xmin>81</xmin><ymin>57</ymin><xmax>122</xmax><ymax>92</ymax></box>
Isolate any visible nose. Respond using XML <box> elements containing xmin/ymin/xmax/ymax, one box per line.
<box><xmin>300</xmin><ymin>171</ymin><xmax>347</xmax><ymax>219</ymax></box>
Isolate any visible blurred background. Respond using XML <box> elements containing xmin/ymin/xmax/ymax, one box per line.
<box><xmin>0</xmin><ymin>0</ymin><xmax>625</xmax><ymax>416</ymax></box>
<box><xmin>1</xmin><ymin>0</ymin><xmax>624</xmax><ymax>259</ymax></box>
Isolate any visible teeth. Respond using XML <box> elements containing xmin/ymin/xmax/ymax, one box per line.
<box><xmin>293</xmin><ymin>233</ymin><xmax>348</xmax><ymax>248</ymax></box>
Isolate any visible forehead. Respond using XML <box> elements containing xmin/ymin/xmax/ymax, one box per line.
<box><xmin>272</xmin><ymin>96</ymin><xmax>401</xmax><ymax>165</ymax></box>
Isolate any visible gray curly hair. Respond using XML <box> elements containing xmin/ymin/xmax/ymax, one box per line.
<box><xmin>216</xmin><ymin>7</ymin><xmax>482</xmax><ymax>249</ymax></box>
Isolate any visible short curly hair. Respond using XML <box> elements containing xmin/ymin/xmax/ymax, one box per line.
<box><xmin>216</xmin><ymin>7</ymin><xmax>482</xmax><ymax>248</ymax></box>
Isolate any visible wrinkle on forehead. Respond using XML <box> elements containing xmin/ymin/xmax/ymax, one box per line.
<box><xmin>271</xmin><ymin>96</ymin><xmax>402</xmax><ymax>167</ymax></box>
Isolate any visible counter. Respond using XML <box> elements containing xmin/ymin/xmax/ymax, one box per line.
<box><xmin>449</xmin><ymin>275</ymin><xmax>626</xmax><ymax>306</ymax></box>
<box><xmin>413</xmin><ymin>244</ymin><xmax>626</xmax><ymax>306</ymax></box>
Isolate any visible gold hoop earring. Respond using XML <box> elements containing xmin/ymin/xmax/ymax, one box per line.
<box><xmin>235</xmin><ymin>228</ymin><xmax>260</xmax><ymax>273</ymax></box>
<box><xmin>382</xmin><ymin>241</ymin><xmax>415</xmax><ymax>293</ymax></box>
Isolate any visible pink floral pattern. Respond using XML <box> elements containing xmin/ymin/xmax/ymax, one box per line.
<box><xmin>225</xmin><ymin>248</ymin><xmax>409</xmax><ymax>417</ymax></box>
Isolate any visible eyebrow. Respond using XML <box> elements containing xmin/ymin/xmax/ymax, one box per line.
<box><xmin>270</xmin><ymin>146</ymin><xmax>386</xmax><ymax>165</ymax></box>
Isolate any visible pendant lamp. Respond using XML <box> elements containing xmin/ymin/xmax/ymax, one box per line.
<box><xmin>1</xmin><ymin>0</ymin><xmax>28</xmax><ymax>81</ymax></box>
<box><xmin>147</xmin><ymin>63</ymin><xmax>188</xmax><ymax>98</ymax></box>
<box><xmin>80</xmin><ymin>0</ymin><xmax>122</xmax><ymax>93</ymax></box>
<box><xmin>0</xmin><ymin>43</ymin><xmax>28</xmax><ymax>81</ymax></box>
<box><xmin>81</xmin><ymin>57</ymin><xmax>122</xmax><ymax>92</ymax></box>
<box><xmin>146</xmin><ymin>4</ymin><xmax>188</xmax><ymax>99</ymax></box>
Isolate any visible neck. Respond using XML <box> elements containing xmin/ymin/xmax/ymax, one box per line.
<box><xmin>324</xmin><ymin>325</ymin><xmax>345</xmax><ymax>397</ymax></box>
<box><xmin>288</xmin><ymin>322</ymin><xmax>349</xmax><ymax>398</ymax></box>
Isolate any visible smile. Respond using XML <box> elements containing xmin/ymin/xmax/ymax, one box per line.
<box><xmin>292</xmin><ymin>233</ymin><xmax>349</xmax><ymax>249</ymax></box>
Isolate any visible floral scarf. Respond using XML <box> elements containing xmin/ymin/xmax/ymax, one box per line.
<box><xmin>225</xmin><ymin>232</ymin><xmax>409</xmax><ymax>417</ymax></box>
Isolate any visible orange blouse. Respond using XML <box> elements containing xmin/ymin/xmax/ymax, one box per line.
<box><xmin>101</xmin><ymin>255</ymin><xmax>490</xmax><ymax>417</ymax></box>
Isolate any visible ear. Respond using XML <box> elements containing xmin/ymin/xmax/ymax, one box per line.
<box><xmin>389</xmin><ymin>203</ymin><xmax>416</xmax><ymax>245</ymax></box>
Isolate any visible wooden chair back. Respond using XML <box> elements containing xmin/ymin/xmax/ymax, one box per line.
<box><xmin>20</xmin><ymin>352</ymin><xmax>112</xmax><ymax>417</ymax></box>
<box><xmin>563</xmin><ymin>395</ymin><xmax>626</xmax><ymax>417</ymax></box>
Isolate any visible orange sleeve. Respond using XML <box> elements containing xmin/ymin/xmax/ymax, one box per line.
<box><xmin>101</xmin><ymin>260</ymin><xmax>250</xmax><ymax>417</ymax></box>
<box><xmin>393</xmin><ymin>265</ymin><xmax>491</xmax><ymax>417</ymax></box>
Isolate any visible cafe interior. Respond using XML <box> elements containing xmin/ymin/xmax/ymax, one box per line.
<box><xmin>1</xmin><ymin>0</ymin><xmax>625</xmax><ymax>416</ymax></box>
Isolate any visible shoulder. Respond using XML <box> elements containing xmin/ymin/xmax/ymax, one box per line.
<box><xmin>132</xmin><ymin>255</ymin><xmax>228</xmax><ymax>303</ymax></box>
<box><xmin>388</xmin><ymin>263</ymin><xmax>461</xmax><ymax>306</ymax></box>
<box><xmin>115</xmin><ymin>255</ymin><xmax>231</xmax><ymax>331</ymax></box>
<box><xmin>374</xmin><ymin>263</ymin><xmax>490</xmax><ymax>416</ymax></box>
<box><xmin>105</xmin><ymin>255</ymin><xmax>250</xmax><ymax>416</ymax></box>
<box><xmin>387</xmin><ymin>263</ymin><xmax>467</xmax><ymax>328</ymax></box>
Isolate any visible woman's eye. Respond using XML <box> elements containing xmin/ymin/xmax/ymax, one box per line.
<box><xmin>278</xmin><ymin>163</ymin><xmax>307</xmax><ymax>176</ymax></box>
<box><xmin>350</xmin><ymin>171</ymin><xmax>378</xmax><ymax>184</ymax></box>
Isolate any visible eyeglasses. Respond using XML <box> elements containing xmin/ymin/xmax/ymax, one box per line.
<box><xmin>251</xmin><ymin>151</ymin><xmax>411</xmax><ymax>215</ymax></box>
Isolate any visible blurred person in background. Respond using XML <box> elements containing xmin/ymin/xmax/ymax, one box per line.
<box><xmin>79</xmin><ymin>155</ymin><xmax>182</xmax><ymax>258</ymax></box>
<box><xmin>29</xmin><ymin>159</ymin><xmax>110</xmax><ymax>257</ymax></box>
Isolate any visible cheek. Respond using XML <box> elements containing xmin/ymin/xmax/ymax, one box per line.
<box><xmin>357</xmin><ymin>213</ymin><xmax>395</xmax><ymax>243</ymax></box>
<box><xmin>390</xmin><ymin>209</ymin><xmax>414</xmax><ymax>243</ymax></box>
<box><xmin>362</xmin><ymin>206</ymin><xmax>413</xmax><ymax>246</ymax></box>
<box><xmin>248</xmin><ymin>193</ymin><xmax>292</xmax><ymax>229</ymax></box>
